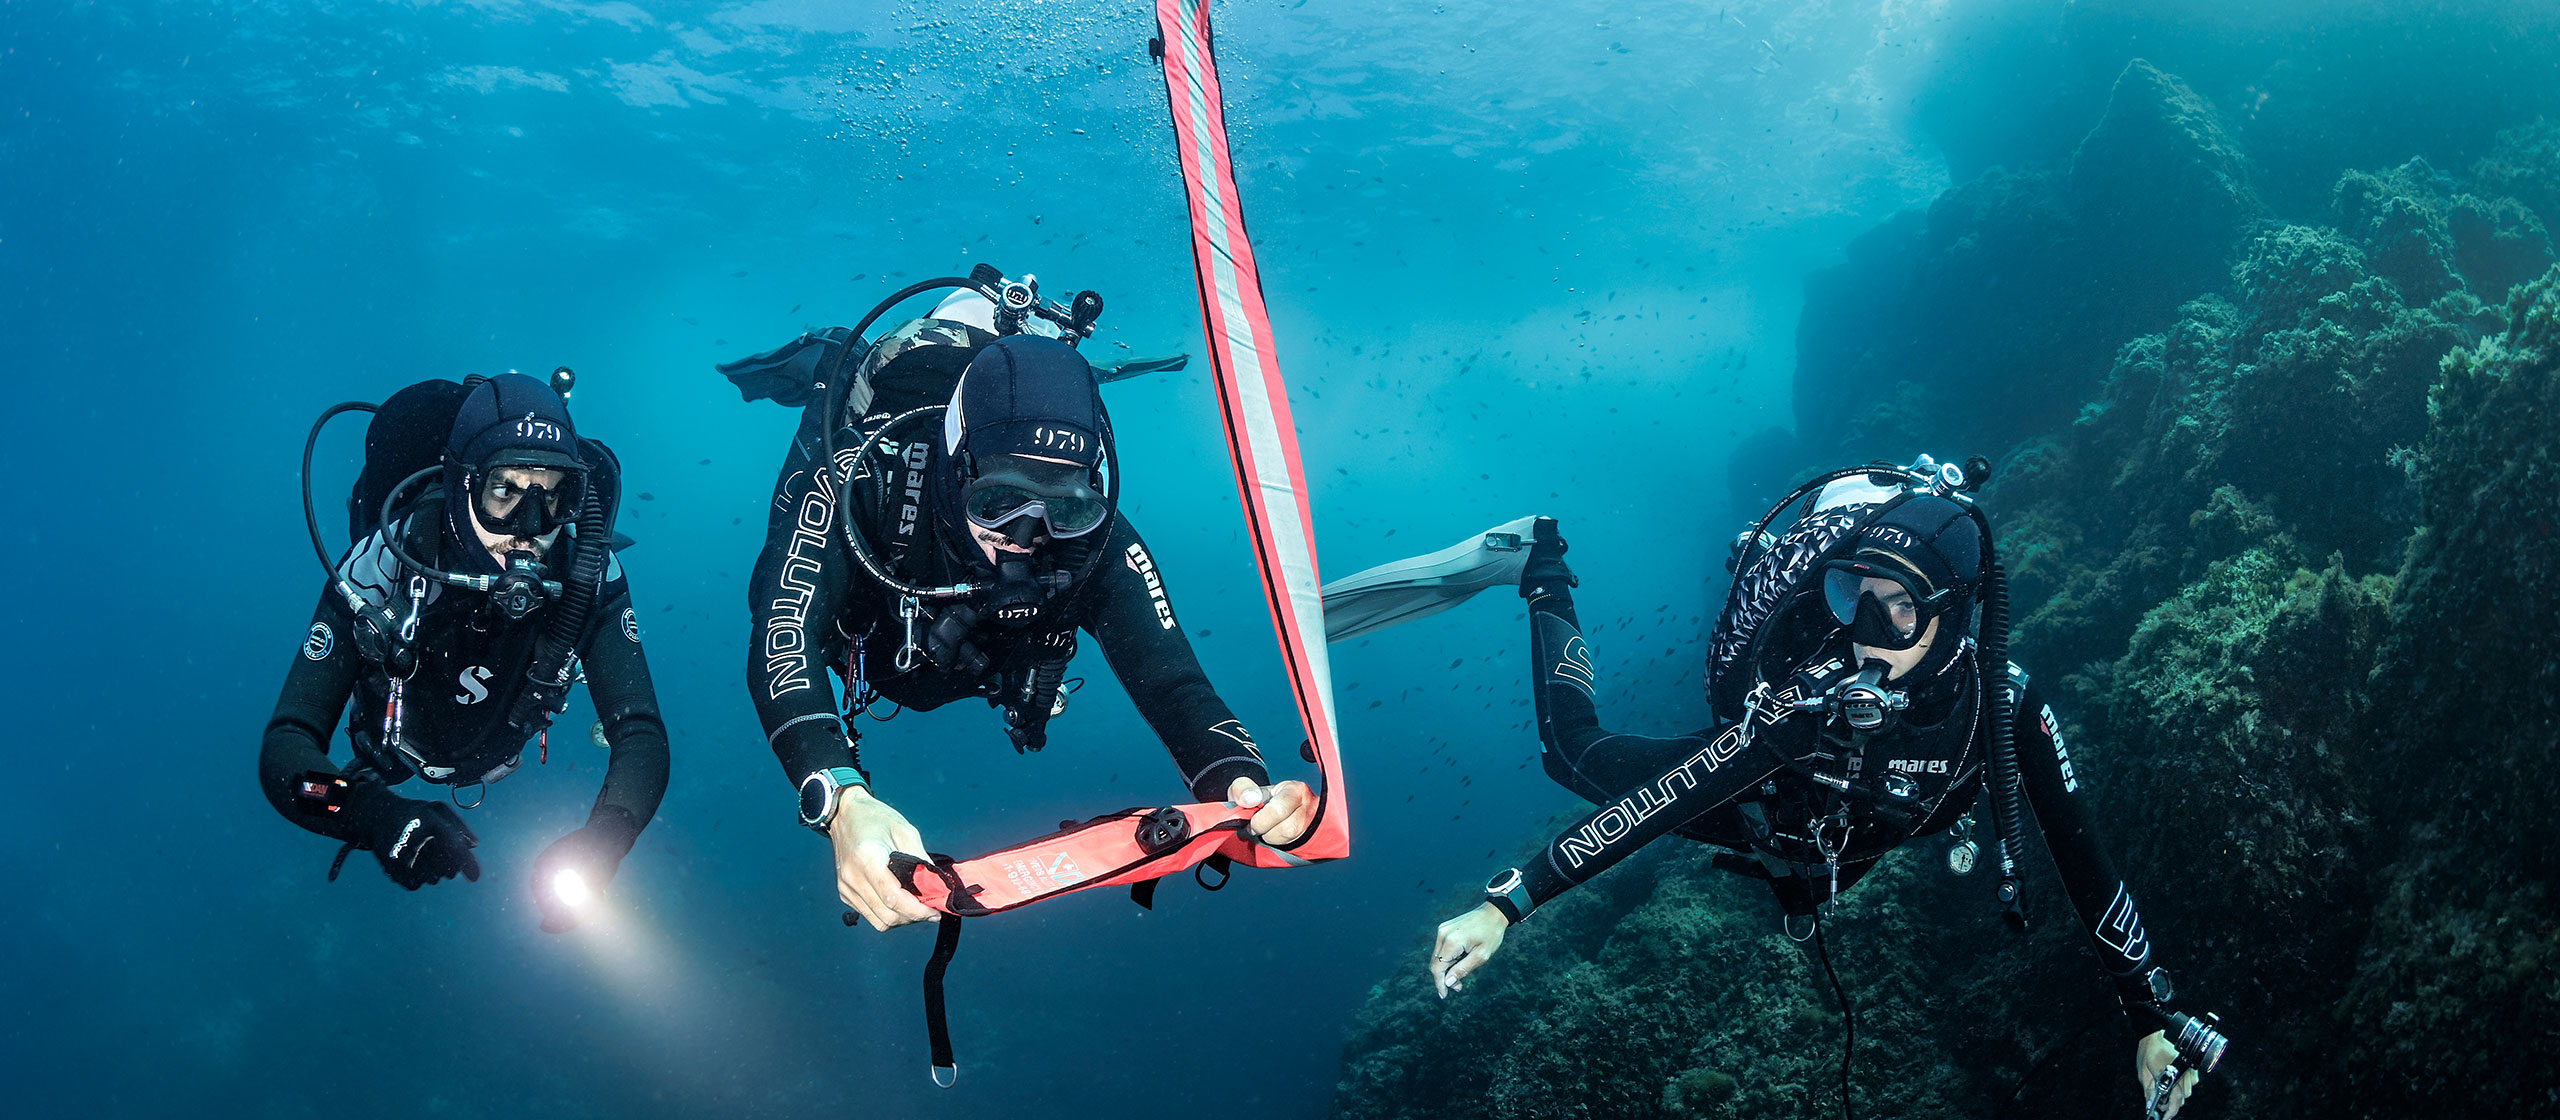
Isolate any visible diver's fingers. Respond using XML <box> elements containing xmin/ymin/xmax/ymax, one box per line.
<box><xmin>1430</xmin><ymin>946</ymin><xmax>1466</xmax><ymax>999</ymax></box>
<box><xmin>1429</xmin><ymin>928</ymin><xmax>1465</xmax><ymax>998</ymax></box>
<box><xmin>2161</xmin><ymin>1069</ymin><xmax>2201</xmax><ymax>1120</ymax></box>
<box><xmin>1250</xmin><ymin>781</ymin><xmax>1315</xmax><ymax>845</ymax></box>
<box><xmin>858</xmin><ymin>848</ymin><xmax>939</xmax><ymax>926</ymax></box>
<box><xmin>2133</xmin><ymin>1030</ymin><xmax>2174</xmax><ymax>1096</ymax></box>
<box><xmin>836</xmin><ymin>860</ymin><xmax>892</xmax><ymax>930</ymax></box>
<box><xmin>1432</xmin><ymin>921</ymin><xmax>1494</xmax><ymax>999</ymax></box>
<box><xmin>1443</xmin><ymin>942</ymin><xmax>1491</xmax><ymax>991</ymax></box>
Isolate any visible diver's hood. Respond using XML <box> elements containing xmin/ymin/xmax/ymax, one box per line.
<box><xmin>929</xmin><ymin>336</ymin><xmax>1118</xmax><ymax>573</ymax></box>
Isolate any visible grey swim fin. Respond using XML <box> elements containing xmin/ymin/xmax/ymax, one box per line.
<box><xmin>1092</xmin><ymin>353</ymin><xmax>1189</xmax><ymax>382</ymax></box>
<box><xmin>1321</xmin><ymin>515</ymin><xmax>1542</xmax><ymax>642</ymax></box>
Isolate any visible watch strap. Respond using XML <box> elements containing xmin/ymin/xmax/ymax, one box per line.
<box><xmin>1485</xmin><ymin>868</ymin><xmax>1533</xmax><ymax>924</ymax></box>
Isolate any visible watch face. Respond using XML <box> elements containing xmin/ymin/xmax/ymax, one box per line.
<box><xmin>1486</xmin><ymin>868</ymin><xmax>1521</xmax><ymax>894</ymax></box>
<box><xmin>2147</xmin><ymin>968</ymin><xmax>2174</xmax><ymax>1003</ymax></box>
<box><xmin>799</xmin><ymin>774</ymin><xmax>833</xmax><ymax>824</ymax></box>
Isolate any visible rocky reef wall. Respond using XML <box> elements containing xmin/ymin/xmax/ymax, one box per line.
<box><xmin>1340</xmin><ymin>60</ymin><xmax>2560</xmax><ymax>1120</ymax></box>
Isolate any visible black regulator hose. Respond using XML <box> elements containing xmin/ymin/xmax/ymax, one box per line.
<box><xmin>828</xmin><ymin>406</ymin><xmax>982</xmax><ymax>600</ymax></box>
<box><xmin>532</xmin><ymin>474</ymin><xmax>609</xmax><ymax>689</ymax></box>
<box><xmin>1979</xmin><ymin>557</ymin><xmax>2028</xmax><ymax>931</ymax></box>
<box><xmin>303</xmin><ymin>401</ymin><xmax>380</xmax><ymax>573</ymax></box>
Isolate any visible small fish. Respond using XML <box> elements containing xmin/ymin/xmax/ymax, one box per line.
<box><xmin>639</xmin><ymin>492</ymin><xmax>656</xmax><ymax>501</ymax></box>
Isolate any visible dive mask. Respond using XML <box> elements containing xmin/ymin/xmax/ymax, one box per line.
<box><xmin>961</xmin><ymin>455</ymin><xmax>1109</xmax><ymax>539</ymax></box>
<box><xmin>469</xmin><ymin>462</ymin><xmax>584</xmax><ymax>539</ymax></box>
<box><xmin>1822</xmin><ymin>559</ymin><xmax>1952</xmax><ymax>651</ymax></box>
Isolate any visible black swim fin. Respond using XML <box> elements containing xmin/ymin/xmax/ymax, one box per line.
<box><xmin>717</xmin><ymin>327</ymin><xmax>853</xmax><ymax>407</ymax></box>
<box><xmin>1091</xmin><ymin>353</ymin><xmax>1189</xmax><ymax>383</ymax></box>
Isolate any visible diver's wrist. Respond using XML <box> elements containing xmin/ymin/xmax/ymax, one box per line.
<box><xmin>1485</xmin><ymin>867</ymin><xmax>1533</xmax><ymax>924</ymax></box>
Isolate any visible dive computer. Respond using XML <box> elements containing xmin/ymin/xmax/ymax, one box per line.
<box><xmin>798</xmin><ymin>766</ymin><xmax>869</xmax><ymax>832</ymax></box>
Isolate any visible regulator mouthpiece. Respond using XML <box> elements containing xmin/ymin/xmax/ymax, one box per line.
<box><xmin>489</xmin><ymin>552</ymin><xmax>551</xmax><ymax>621</ymax></box>
<box><xmin>1837</xmin><ymin>660</ymin><xmax>1908</xmax><ymax>730</ymax></box>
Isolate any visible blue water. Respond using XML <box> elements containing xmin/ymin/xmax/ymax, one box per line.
<box><xmin>3</xmin><ymin>1</ymin><xmax>2543</xmax><ymax>1116</ymax></box>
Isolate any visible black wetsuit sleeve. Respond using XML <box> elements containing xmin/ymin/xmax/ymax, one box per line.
<box><xmin>744</xmin><ymin>405</ymin><xmax>865</xmax><ymax>789</ymax></box>
<box><xmin>1083</xmin><ymin>517</ymin><xmax>1271</xmax><ymax>801</ymax></box>
<box><xmin>2011</xmin><ymin>670</ymin><xmax>2168</xmax><ymax>1029</ymax></box>
<box><xmin>577</xmin><ymin>570</ymin><xmax>669</xmax><ymax>834</ymax></box>
<box><xmin>1512</xmin><ymin>582</ymin><xmax>1776</xmax><ymax>912</ymax></box>
<box><xmin>257</xmin><ymin>586</ymin><xmax>369</xmax><ymax>845</ymax></box>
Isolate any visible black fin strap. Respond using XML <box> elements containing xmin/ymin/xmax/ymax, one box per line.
<box><xmin>923</xmin><ymin>913</ymin><xmax>963</xmax><ymax>1088</ymax></box>
<box><xmin>327</xmin><ymin>841</ymin><xmax>358</xmax><ymax>882</ymax></box>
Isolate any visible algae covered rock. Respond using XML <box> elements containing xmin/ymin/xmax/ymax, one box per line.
<box><xmin>2337</xmin><ymin>266</ymin><xmax>2560</xmax><ymax>1116</ymax></box>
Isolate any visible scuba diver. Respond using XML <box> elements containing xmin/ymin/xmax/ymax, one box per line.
<box><xmin>260</xmin><ymin>371</ymin><xmax>669</xmax><ymax>933</ymax></box>
<box><xmin>1418</xmin><ymin>457</ymin><xmax>2226</xmax><ymax>1119</ymax></box>
<box><xmin>729</xmin><ymin>267</ymin><xmax>1314</xmax><ymax>933</ymax></box>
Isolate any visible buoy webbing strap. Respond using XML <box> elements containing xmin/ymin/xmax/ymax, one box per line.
<box><xmin>1156</xmin><ymin>0</ymin><xmax>1350</xmax><ymax>861</ymax></box>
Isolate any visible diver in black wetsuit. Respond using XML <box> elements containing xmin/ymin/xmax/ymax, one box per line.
<box><xmin>260</xmin><ymin>373</ymin><xmax>669</xmax><ymax>933</ymax></box>
<box><xmin>744</xmin><ymin>330</ymin><xmax>1313</xmax><ymax>932</ymax></box>
<box><xmin>1428</xmin><ymin>462</ymin><xmax>2220</xmax><ymax>1119</ymax></box>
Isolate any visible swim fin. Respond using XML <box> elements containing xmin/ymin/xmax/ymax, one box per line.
<box><xmin>1091</xmin><ymin>353</ymin><xmax>1189</xmax><ymax>383</ymax></box>
<box><xmin>1320</xmin><ymin>515</ymin><xmax>1542</xmax><ymax>642</ymax></box>
<box><xmin>716</xmin><ymin>327</ymin><xmax>854</xmax><ymax>407</ymax></box>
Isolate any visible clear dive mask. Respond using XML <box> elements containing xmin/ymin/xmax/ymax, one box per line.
<box><xmin>961</xmin><ymin>455</ymin><xmax>1109</xmax><ymax>539</ymax></box>
<box><xmin>1822</xmin><ymin>560</ymin><xmax>1952</xmax><ymax>651</ymax></box>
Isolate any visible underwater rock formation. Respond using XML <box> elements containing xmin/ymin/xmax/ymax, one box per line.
<box><xmin>1787</xmin><ymin>60</ymin><xmax>2261</xmax><ymax>470</ymax></box>
<box><xmin>2342</xmin><ymin>271</ymin><xmax>2560</xmax><ymax>1114</ymax></box>
<box><xmin>1340</xmin><ymin>59</ymin><xmax>2560</xmax><ymax>1120</ymax></box>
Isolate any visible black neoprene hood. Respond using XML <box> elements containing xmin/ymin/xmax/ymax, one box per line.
<box><xmin>446</xmin><ymin>373</ymin><xmax>582</xmax><ymax>471</ymax></box>
<box><xmin>940</xmin><ymin>335</ymin><xmax>1111</xmax><ymax>471</ymax></box>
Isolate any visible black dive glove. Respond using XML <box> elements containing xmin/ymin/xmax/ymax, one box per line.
<box><xmin>531</xmin><ymin>805</ymin><xmax>642</xmax><ymax>933</ymax></box>
<box><xmin>1519</xmin><ymin>516</ymin><xmax>1579</xmax><ymax>598</ymax></box>
<box><xmin>349</xmin><ymin>788</ymin><xmax>483</xmax><ymax>890</ymax></box>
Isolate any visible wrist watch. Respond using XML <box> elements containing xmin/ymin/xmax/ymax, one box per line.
<box><xmin>1485</xmin><ymin>867</ymin><xmax>1533</xmax><ymax>924</ymax></box>
<box><xmin>797</xmin><ymin>766</ymin><xmax>868</xmax><ymax>832</ymax></box>
<box><xmin>2142</xmin><ymin>965</ymin><xmax>2175</xmax><ymax>1004</ymax></box>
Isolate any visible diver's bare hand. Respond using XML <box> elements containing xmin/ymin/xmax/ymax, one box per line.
<box><xmin>1429</xmin><ymin>902</ymin><xmax>1509</xmax><ymax>999</ymax></box>
<box><xmin>828</xmin><ymin>787</ymin><xmax>940</xmax><ymax>930</ymax></box>
<box><xmin>2135</xmin><ymin>1030</ymin><xmax>2202</xmax><ymax>1118</ymax></box>
<box><xmin>1227</xmin><ymin>777</ymin><xmax>1316</xmax><ymax>846</ymax></box>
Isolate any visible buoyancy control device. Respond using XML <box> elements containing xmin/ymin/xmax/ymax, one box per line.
<box><xmin>299</xmin><ymin>366</ymin><xmax>625</xmax><ymax>792</ymax></box>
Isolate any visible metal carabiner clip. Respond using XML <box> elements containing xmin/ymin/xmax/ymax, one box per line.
<box><xmin>895</xmin><ymin>596</ymin><xmax>923</xmax><ymax>672</ymax></box>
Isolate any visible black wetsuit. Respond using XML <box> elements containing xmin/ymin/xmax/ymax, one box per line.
<box><xmin>744</xmin><ymin>395</ymin><xmax>1270</xmax><ymax>801</ymax></box>
<box><xmin>1514</xmin><ymin>578</ymin><xmax>2159</xmax><ymax>1002</ymax></box>
<box><xmin>258</xmin><ymin>503</ymin><xmax>670</xmax><ymax>846</ymax></box>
